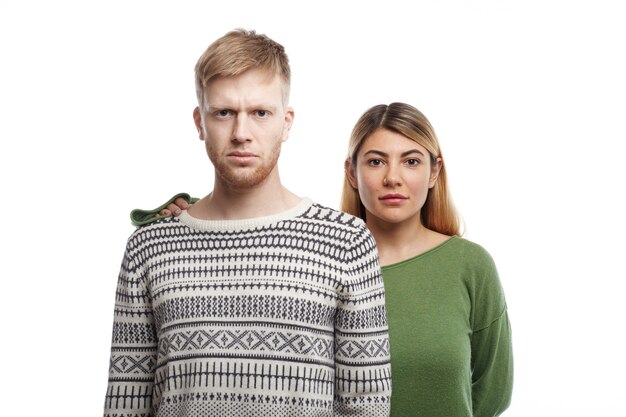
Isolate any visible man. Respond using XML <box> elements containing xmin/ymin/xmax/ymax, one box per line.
<box><xmin>104</xmin><ymin>29</ymin><xmax>391</xmax><ymax>417</ymax></box>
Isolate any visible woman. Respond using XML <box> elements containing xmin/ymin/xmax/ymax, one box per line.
<box><xmin>340</xmin><ymin>102</ymin><xmax>513</xmax><ymax>416</ymax></box>
<box><xmin>136</xmin><ymin>102</ymin><xmax>513</xmax><ymax>416</ymax></box>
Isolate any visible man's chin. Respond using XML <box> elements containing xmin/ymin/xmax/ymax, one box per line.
<box><xmin>220</xmin><ymin>171</ymin><xmax>270</xmax><ymax>189</ymax></box>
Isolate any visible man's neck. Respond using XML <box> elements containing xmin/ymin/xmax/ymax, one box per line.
<box><xmin>188</xmin><ymin>176</ymin><xmax>301</xmax><ymax>221</ymax></box>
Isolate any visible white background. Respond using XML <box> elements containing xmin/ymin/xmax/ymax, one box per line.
<box><xmin>1</xmin><ymin>0</ymin><xmax>625</xmax><ymax>415</ymax></box>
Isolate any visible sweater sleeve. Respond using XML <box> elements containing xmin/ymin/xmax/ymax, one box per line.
<box><xmin>333</xmin><ymin>223</ymin><xmax>392</xmax><ymax>417</ymax></box>
<box><xmin>104</xmin><ymin>238</ymin><xmax>158</xmax><ymax>417</ymax></box>
<box><xmin>468</xmin><ymin>246</ymin><xmax>514</xmax><ymax>417</ymax></box>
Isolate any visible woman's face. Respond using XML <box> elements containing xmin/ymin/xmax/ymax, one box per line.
<box><xmin>347</xmin><ymin>128</ymin><xmax>441</xmax><ymax>227</ymax></box>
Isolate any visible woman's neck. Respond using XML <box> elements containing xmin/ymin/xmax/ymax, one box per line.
<box><xmin>367</xmin><ymin>217</ymin><xmax>450</xmax><ymax>266</ymax></box>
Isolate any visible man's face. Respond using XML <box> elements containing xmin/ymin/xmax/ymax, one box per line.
<box><xmin>194</xmin><ymin>69</ymin><xmax>294</xmax><ymax>190</ymax></box>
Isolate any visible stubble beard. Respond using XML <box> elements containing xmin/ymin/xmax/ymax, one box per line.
<box><xmin>209</xmin><ymin>141</ymin><xmax>282</xmax><ymax>189</ymax></box>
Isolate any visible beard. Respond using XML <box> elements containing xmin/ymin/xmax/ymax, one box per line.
<box><xmin>208</xmin><ymin>141</ymin><xmax>282</xmax><ymax>189</ymax></box>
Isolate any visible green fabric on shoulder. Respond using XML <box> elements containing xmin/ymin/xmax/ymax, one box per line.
<box><xmin>130</xmin><ymin>192</ymin><xmax>199</xmax><ymax>226</ymax></box>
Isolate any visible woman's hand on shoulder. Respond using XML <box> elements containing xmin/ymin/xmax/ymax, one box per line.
<box><xmin>159</xmin><ymin>197</ymin><xmax>189</xmax><ymax>217</ymax></box>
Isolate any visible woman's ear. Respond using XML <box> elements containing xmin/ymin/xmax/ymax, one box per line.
<box><xmin>344</xmin><ymin>158</ymin><xmax>358</xmax><ymax>189</ymax></box>
<box><xmin>429</xmin><ymin>157</ymin><xmax>443</xmax><ymax>188</ymax></box>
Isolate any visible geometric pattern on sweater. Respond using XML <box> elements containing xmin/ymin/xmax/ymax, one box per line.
<box><xmin>147</xmin><ymin>296</ymin><xmax>388</xmax><ymax>331</ymax></box>
<box><xmin>105</xmin><ymin>198</ymin><xmax>391</xmax><ymax>417</ymax></box>
<box><xmin>151</xmin><ymin>392</ymin><xmax>390</xmax><ymax>417</ymax></box>
<box><xmin>156</xmin><ymin>327</ymin><xmax>335</xmax><ymax>361</ymax></box>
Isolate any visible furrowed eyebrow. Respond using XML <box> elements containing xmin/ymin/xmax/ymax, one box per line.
<box><xmin>206</xmin><ymin>103</ymin><xmax>278</xmax><ymax>113</ymax></box>
<box><xmin>206</xmin><ymin>105</ymin><xmax>228</xmax><ymax>112</ymax></box>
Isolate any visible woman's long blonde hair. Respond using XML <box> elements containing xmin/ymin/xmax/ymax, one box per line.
<box><xmin>340</xmin><ymin>102</ymin><xmax>462</xmax><ymax>236</ymax></box>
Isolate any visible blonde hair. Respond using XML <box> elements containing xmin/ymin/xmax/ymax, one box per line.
<box><xmin>194</xmin><ymin>28</ymin><xmax>291</xmax><ymax>109</ymax></box>
<box><xmin>340</xmin><ymin>102</ymin><xmax>462</xmax><ymax>236</ymax></box>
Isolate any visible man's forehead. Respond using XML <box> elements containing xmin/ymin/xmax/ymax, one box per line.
<box><xmin>203</xmin><ymin>71</ymin><xmax>286</xmax><ymax>109</ymax></box>
<box><xmin>204</xmin><ymin>90</ymin><xmax>281</xmax><ymax>109</ymax></box>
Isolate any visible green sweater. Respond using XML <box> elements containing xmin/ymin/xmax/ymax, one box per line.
<box><xmin>383</xmin><ymin>236</ymin><xmax>513</xmax><ymax>417</ymax></box>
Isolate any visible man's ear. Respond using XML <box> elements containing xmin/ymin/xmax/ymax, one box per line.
<box><xmin>193</xmin><ymin>107</ymin><xmax>204</xmax><ymax>141</ymax></box>
<box><xmin>429</xmin><ymin>157</ymin><xmax>443</xmax><ymax>188</ymax></box>
<box><xmin>281</xmin><ymin>106</ymin><xmax>295</xmax><ymax>142</ymax></box>
<box><xmin>345</xmin><ymin>158</ymin><xmax>358</xmax><ymax>189</ymax></box>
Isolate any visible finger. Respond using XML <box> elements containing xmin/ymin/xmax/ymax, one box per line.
<box><xmin>159</xmin><ymin>209</ymin><xmax>172</xmax><ymax>217</ymax></box>
<box><xmin>174</xmin><ymin>197</ymin><xmax>190</xmax><ymax>210</ymax></box>
<box><xmin>168</xmin><ymin>203</ymin><xmax>182</xmax><ymax>216</ymax></box>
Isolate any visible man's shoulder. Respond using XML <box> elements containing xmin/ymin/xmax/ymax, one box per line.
<box><xmin>127</xmin><ymin>216</ymin><xmax>183</xmax><ymax>242</ymax></box>
<box><xmin>298</xmin><ymin>200</ymin><xmax>365</xmax><ymax>229</ymax></box>
<box><xmin>292</xmin><ymin>201</ymin><xmax>375</xmax><ymax>251</ymax></box>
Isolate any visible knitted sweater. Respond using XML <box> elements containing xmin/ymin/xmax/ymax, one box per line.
<box><xmin>104</xmin><ymin>198</ymin><xmax>392</xmax><ymax>417</ymax></box>
<box><xmin>383</xmin><ymin>236</ymin><xmax>513</xmax><ymax>416</ymax></box>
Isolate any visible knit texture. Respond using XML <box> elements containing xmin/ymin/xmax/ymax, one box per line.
<box><xmin>104</xmin><ymin>198</ymin><xmax>392</xmax><ymax>417</ymax></box>
<box><xmin>382</xmin><ymin>236</ymin><xmax>513</xmax><ymax>417</ymax></box>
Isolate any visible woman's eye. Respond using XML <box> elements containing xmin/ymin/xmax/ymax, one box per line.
<box><xmin>406</xmin><ymin>158</ymin><xmax>420</xmax><ymax>166</ymax></box>
<box><xmin>368</xmin><ymin>159</ymin><xmax>383</xmax><ymax>166</ymax></box>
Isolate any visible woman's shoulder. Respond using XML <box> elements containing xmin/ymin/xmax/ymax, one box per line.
<box><xmin>453</xmin><ymin>238</ymin><xmax>508</xmax><ymax>330</ymax></box>
<box><xmin>450</xmin><ymin>236</ymin><xmax>494</xmax><ymax>261</ymax></box>
<box><xmin>442</xmin><ymin>237</ymin><xmax>500</xmax><ymax>282</ymax></box>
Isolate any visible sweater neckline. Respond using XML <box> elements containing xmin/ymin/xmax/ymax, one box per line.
<box><xmin>381</xmin><ymin>235</ymin><xmax>459</xmax><ymax>271</ymax></box>
<box><xmin>176</xmin><ymin>197</ymin><xmax>313</xmax><ymax>231</ymax></box>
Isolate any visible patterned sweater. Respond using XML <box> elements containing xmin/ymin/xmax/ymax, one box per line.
<box><xmin>104</xmin><ymin>198</ymin><xmax>392</xmax><ymax>417</ymax></box>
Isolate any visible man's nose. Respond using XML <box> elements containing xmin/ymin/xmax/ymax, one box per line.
<box><xmin>232</xmin><ymin>114</ymin><xmax>252</xmax><ymax>142</ymax></box>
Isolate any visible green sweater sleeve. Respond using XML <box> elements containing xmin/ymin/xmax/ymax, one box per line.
<box><xmin>466</xmin><ymin>244</ymin><xmax>514</xmax><ymax>417</ymax></box>
<box><xmin>130</xmin><ymin>192</ymin><xmax>199</xmax><ymax>226</ymax></box>
<box><xmin>471</xmin><ymin>309</ymin><xmax>513</xmax><ymax>417</ymax></box>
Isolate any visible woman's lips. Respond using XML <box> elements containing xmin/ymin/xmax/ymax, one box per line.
<box><xmin>379</xmin><ymin>194</ymin><xmax>408</xmax><ymax>205</ymax></box>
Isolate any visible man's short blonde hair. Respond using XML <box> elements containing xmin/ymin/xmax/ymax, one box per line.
<box><xmin>195</xmin><ymin>28</ymin><xmax>291</xmax><ymax>109</ymax></box>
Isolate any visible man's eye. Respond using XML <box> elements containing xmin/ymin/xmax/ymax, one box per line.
<box><xmin>217</xmin><ymin>110</ymin><xmax>230</xmax><ymax>117</ymax></box>
<box><xmin>256</xmin><ymin>110</ymin><xmax>268</xmax><ymax>117</ymax></box>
